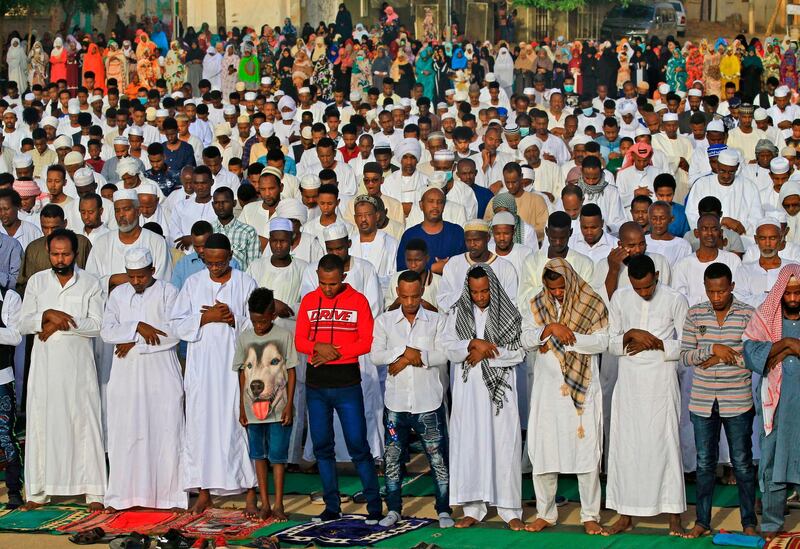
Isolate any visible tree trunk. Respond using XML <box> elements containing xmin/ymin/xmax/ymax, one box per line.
<box><xmin>103</xmin><ymin>0</ymin><xmax>121</xmax><ymax>37</ymax></box>
<box><xmin>215</xmin><ymin>0</ymin><xmax>226</xmax><ymax>30</ymax></box>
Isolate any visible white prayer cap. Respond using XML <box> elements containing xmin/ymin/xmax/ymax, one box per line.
<box><xmin>274</xmin><ymin>90</ymin><xmax>286</xmax><ymax>98</ymax></box>
<box><xmin>658</xmin><ymin>83</ymin><xmax>670</xmax><ymax>95</ymax></box>
<box><xmin>756</xmin><ymin>215</ymin><xmax>781</xmax><ymax>230</ymax></box>
<box><xmin>278</xmin><ymin>95</ymin><xmax>296</xmax><ymax>111</ymax></box>
<box><xmin>441</xmin><ymin>112</ymin><xmax>456</xmax><ymax>121</ymax></box>
<box><xmin>518</xmin><ymin>135</ymin><xmax>540</xmax><ymax>153</ymax></box>
<box><xmin>300</xmin><ymin>174</ymin><xmax>321</xmax><ymax>189</ymax></box>
<box><xmin>128</xmin><ymin>125</ymin><xmax>144</xmax><ymax>137</ymax></box>
<box><xmin>145</xmin><ymin>107</ymin><xmax>157</xmax><ymax>122</ymax></box>
<box><xmin>618</xmin><ymin>102</ymin><xmax>637</xmax><ymax>116</ymax></box>
<box><xmin>464</xmin><ymin>218</ymin><xmax>491</xmax><ymax>232</ymax></box>
<box><xmin>244</xmin><ymin>92</ymin><xmax>257</xmax><ymax>101</ymax></box>
<box><xmin>23</xmin><ymin>92</ymin><xmax>34</xmax><ymax>101</ymax></box>
<box><xmin>12</xmin><ymin>153</ymin><xmax>32</xmax><ymax>169</ymax></box>
<box><xmin>260</xmin><ymin>166</ymin><xmax>283</xmax><ymax>180</ymax></box>
<box><xmin>88</xmin><ymin>95</ymin><xmax>102</xmax><ymax>104</ymax></box>
<box><xmin>687</xmin><ymin>88</ymin><xmax>703</xmax><ymax>98</ymax></box>
<box><xmin>275</xmin><ymin>198</ymin><xmax>307</xmax><ymax>224</ymax></box>
<box><xmin>112</xmin><ymin>136</ymin><xmax>130</xmax><ymax>147</ymax></box>
<box><xmin>775</xmin><ymin>85</ymin><xmax>791</xmax><ymax>98</ymax></box>
<box><xmin>113</xmin><ymin>188</ymin><xmax>138</xmax><ymax>202</ymax></box>
<box><xmin>323</xmin><ymin>222</ymin><xmax>349</xmax><ymax>241</ymax></box>
<box><xmin>124</xmin><ymin>248</ymin><xmax>152</xmax><ymax>269</ymax></box>
<box><xmin>662</xmin><ymin>112</ymin><xmax>679</xmax><ymax>123</ymax></box>
<box><xmin>41</xmin><ymin>116</ymin><xmax>58</xmax><ymax>128</ymax></box>
<box><xmin>184</xmin><ymin>99</ymin><xmax>196</xmax><ymax>106</ymax></box>
<box><xmin>433</xmin><ymin>149</ymin><xmax>455</xmax><ymax>162</ymax></box>
<box><xmin>269</xmin><ymin>216</ymin><xmax>293</xmax><ymax>233</ymax></box>
<box><xmin>171</xmin><ymin>91</ymin><xmax>184</xmax><ymax>99</ymax></box>
<box><xmin>428</xmin><ymin>172</ymin><xmax>447</xmax><ymax>189</ymax></box>
<box><xmin>373</xmin><ymin>135</ymin><xmax>391</xmax><ymax>149</ymax></box>
<box><xmin>754</xmin><ymin>108</ymin><xmax>769</xmax><ymax>122</ymax></box>
<box><xmin>571</xmin><ymin>134</ymin><xmax>593</xmax><ymax>146</ymax></box>
<box><xmin>401</xmin><ymin>97</ymin><xmax>412</xmax><ymax>107</ymax></box>
<box><xmin>54</xmin><ymin>135</ymin><xmax>74</xmax><ymax>149</ymax></box>
<box><xmin>349</xmin><ymin>91</ymin><xmax>362</xmax><ymax>102</ymax></box>
<box><xmin>485</xmin><ymin>73</ymin><xmax>496</xmax><ymax>82</ymax></box>
<box><xmin>237</xmin><ymin>114</ymin><xmax>250</xmax><ymax>124</ymax></box>
<box><xmin>223</xmin><ymin>104</ymin><xmax>237</xmax><ymax>116</ymax></box>
<box><xmin>73</xmin><ymin>167</ymin><xmax>95</xmax><ymax>187</ymax></box>
<box><xmin>117</xmin><ymin>157</ymin><xmax>140</xmax><ymax>178</ymax></box>
<box><xmin>454</xmin><ymin>91</ymin><xmax>468</xmax><ymax>102</ymax></box>
<box><xmin>771</xmin><ymin>156</ymin><xmax>791</xmax><ymax>174</ymax></box>
<box><xmin>63</xmin><ymin>151</ymin><xmax>83</xmax><ymax>166</ymax></box>
<box><xmin>390</xmin><ymin>104</ymin><xmax>404</xmax><ymax>112</ymax></box>
<box><xmin>259</xmin><ymin>122</ymin><xmax>275</xmax><ymax>138</ymax></box>
<box><xmin>523</xmin><ymin>87</ymin><xmax>535</xmax><ymax>95</ymax></box>
<box><xmin>521</xmin><ymin>166</ymin><xmax>535</xmax><ymax>180</ymax></box>
<box><xmin>155</xmin><ymin>108</ymin><xmax>169</xmax><ymax>118</ymax></box>
<box><xmin>634</xmin><ymin>127</ymin><xmax>651</xmax><ymax>137</ymax></box>
<box><xmin>775</xmin><ymin>210</ymin><xmax>789</xmax><ymax>223</ymax></box>
<box><xmin>261</xmin><ymin>76</ymin><xmax>272</xmax><ymax>85</ymax></box>
<box><xmin>444</xmin><ymin>90</ymin><xmax>455</xmax><ymax>97</ymax></box>
<box><xmin>67</xmin><ymin>99</ymin><xmax>80</xmax><ymax>115</ymax></box>
<box><xmin>780</xmin><ymin>180</ymin><xmax>800</xmax><ymax>202</ymax></box>
<box><xmin>396</xmin><ymin>138</ymin><xmax>422</xmax><ymax>161</ymax></box>
<box><xmin>492</xmin><ymin>211</ymin><xmax>516</xmax><ymax>227</ymax></box>
<box><xmin>718</xmin><ymin>149</ymin><xmax>740</xmax><ymax>166</ymax></box>
<box><xmin>654</xmin><ymin>102</ymin><xmax>668</xmax><ymax>113</ymax></box>
<box><xmin>676</xmin><ymin>90</ymin><xmax>686</xmax><ymax>99</ymax></box>
<box><xmin>214</xmin><ymin>123</ymin><xmax>231</xmax><ymax>137</ymax></box>
<box><xmin>706</xmin><ymin>119</ymin><xmax>725</xmax><ymax>133</ymax></box>
<box><xmin>298</xmin><ymin>87</ymin><xmax>311</xmax><ymax>95</ymax></box>
<box><xmin>300</xmin><ymin>126</ymin><xmax>313</xmax><ymax>140</ymax></box>
<box><xmin>136</xmin><ymin>181</ymin><xmax>159</xmax><ymax>196</ymax></box>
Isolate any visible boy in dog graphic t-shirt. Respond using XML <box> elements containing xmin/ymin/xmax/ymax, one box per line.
<box><xmin>233</xmin><ymin>288</ymin><xmax>298</xmax><ymax>521</ymax></box>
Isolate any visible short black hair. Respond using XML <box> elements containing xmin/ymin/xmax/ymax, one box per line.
<box><xmin>213</xmin><ymin>186</ymin><xmax>234</xmax><ymax>201</ymax></box>
<box><xmin>318</xmin><ymin>253</ymin><xmax>345</xmax><ymax>273</ymax></box>
<box><xmin>318</xmin><ymin>183</ymin><xmax>339</xmax><ymax>198</ymax></box>
<box><xmin>79</xmin><ymin>192</ymin><xmax>103</xmax><ymax>209</ymax></box>
<box><xmin>204</xmin><ymin>233</ymin><xmax>231</xmax><ymax>251</ymax></box>
<box><xmin>631</xmin><ymin>195</ymin><xmax>653</xmax><ymax>208</ymax></box>
<box><xmin>580</xmin><ymin>203</ymin><xmax>602</xmax><ymax>218</ymax></box>
<box><xmin>238</xmin><ymin>183</ymin><xmax>258</xmax><ymax>201</ymax></box>
<box><xmin>468</xmin><ymin>265</ymin><xmax>488</xmax><ymax>279</ymax></box>
<box><xmin>397</xmin><ymin>270</ymin><xmax>422</xmax><ymax>284</ymax></box>
<box><xmin>653</xmin><ymin>173</ymin><xmax>676</xmax><ymax>191</ymax></box>
<box><xmin>698</xmin><ymin>196</ymin><xmax>723</xmax><ymax>216</ymax></box>
<box><xmin>627</xmin><ymin>254</ymin><xmax>656</xmax><ymax>280</ymax></box>
<box><xmin>248</xmin><ymin>287</ymin><xmax>275</xmax><ymax>313</ymax></box>
<box><xmin>41</xmin><ymin>203</ymin><xmax>65</xmax><ymax>220</ymax></box>
<box><xmin>147</xmin><ymin>142</ymin><xmax>165</xmax><ymax>156</ymax></box>
<box><xmin>190</xmin><ymin>220</ymin><xmax>214</xmax><ymax>236</ymax></box>
<box><xmin>0</xmin><ymin>189</ymin><xmax>21</xmax><ymax>208</ymax></box>
<box><xmin>47</xmin><ymin>228</ymin><xmax>78</xmax><ymax>253</ymax></box>
<box><xmin>547</xmin><ymin>211</ymin><xmax>571</xmax><ymax>229</ymax></box>
<box><xmin>704</xmin><ymin>262</ymin><xmax>733</xmax><ymax>283</ymax></box>
<box><xmin>581</xmin><ymin>156</ymin><xmax>602</xmax><ymax>170</ymax></box>
<box><xmin>405</xmin><ymin>238</ymin><xmax>428</xmax><ymax>254</ymax></box>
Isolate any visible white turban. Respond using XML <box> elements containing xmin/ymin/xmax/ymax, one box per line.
<box><xmin>117</xmin><ymin>157</ymin><xmax>141</xmax><ymax>178</ymax></box>
<box><xmin>396</xmin><ymin>138</ymin><xmax>421</xmax><ymax>161</ymax></box>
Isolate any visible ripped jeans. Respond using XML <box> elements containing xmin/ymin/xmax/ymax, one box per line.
<box><xmin>383</xmin><ymin>404</ymin><xmax>451</xmax><ymax>515</ymax></box>
<box><xmin>0</xmin><ymin>380</ymin><xmax>21</xmax><ymax>493</ymax></box>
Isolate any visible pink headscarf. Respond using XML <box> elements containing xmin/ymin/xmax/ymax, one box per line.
<box><xmin>743</xmin><ymin>264</ymin><xmax>800</xmax><ymax>435</ymax></box>
<box><xmin>620</xmin><ymin>142</ymin><xmax>653</xmax><ymax>171</ymax></box>
<box><xmin>385</xmin><ymin>6</ymin><xmax>398</xmax><ymax>24</ymax></box>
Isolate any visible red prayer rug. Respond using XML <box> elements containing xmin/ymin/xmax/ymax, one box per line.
<box><xmin>768</xmin><ymin>533</ymin><xmax>800</xmax><ymax>549</ymax></box>
<box><xmin>178</xmin><ymin>508</ymin><xmax>268</xmax><ymax>540</ymax></box>
<box><xmin>56</xmin><ymin>509</ymin><xmax>193</xmax><ymax>535</ymax></box>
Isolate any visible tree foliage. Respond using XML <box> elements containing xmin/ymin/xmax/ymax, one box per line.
<box><xmin>512</xmin><ymin>0</ymin><xmax>624</xmax><ymax>11</ymax></box>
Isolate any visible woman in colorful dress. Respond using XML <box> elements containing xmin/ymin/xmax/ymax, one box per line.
<box><xmin>685</xmin><ymin>42</ymin><xmax>704</xmax><ymax>86</ymax></box>
<box><xmin>136</xmin><ymin>33</ymin><xmax>157</xmax><ymax>88</ymax></box>
<box><xmin>104</xmin><ymin>41</ymin><xmax>128</xmax><ymax>89</ymax></box>
<box><xmin>740</xmin><ymin>46</ymin><xmax>764</xmax><ymax>102</ymax></box>
<box><xmin>719</xmin><ymin>45</ymin><xmax>741</xmax><ymax>98</ymax></box>
<box><xmin>65</xmin><ymin>37</ymin><xmax>81</xmax><ymax>92</ymax></box>
<box><xmin>238</xmin><ymin>42</ymin><xmax>260</xmax><ymax>90</ymax></box>
<box><xmin>666</xmin><ymin>47</ymin><xmax>687</xmax><ymax>92</ymax></box>
<box><xmin>28</xmin><ymin>41</ymin><xmax>48</xmax><ymax>88</ymax></box>
<box><xmin>702</xmin><ymin>39</ymin><xmax>722</xmax><ymax>97</ymax></box>
<box><xmin>351</xmin><ymin>46</ymin><xmax>371</xmax><ymax>96</ymax></box>
<box><xmin>82</xmin><ymin>43</ymin><xmax>106</xmax><ymax>91</ymax></box>
<box><xmin>164</xmin><ymin>41</ymin><xmax>187</xmax><ymax>92</ymax></box>
<box><xmin>781</xmin><ymin>43</ymin><xmax>798</xmax><ymax>90</ymax></box>
<box><xmin>415</xmin><ymin>46</ymin><xmax>435</xmax><ymax>101</ymax></box>
<box><xmin>763</xmin><ymin>40</ymin><xmax>782</xmax><ymax>84</ymax></box>
<box><xmin>220</xmin><ymin>43</ymin><xmax>239</xmax><ymax>96</ymax></box>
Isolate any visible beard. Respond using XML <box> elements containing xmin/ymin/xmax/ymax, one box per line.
<box><xmin>117</xmin><ymin>220</ymin><xmax>137</xmax><ymax>233</ymax></box>
<box><xmin>52</xmin><ymin>262</ymin><xmax>74</xmax><ymax>276</ymax></box>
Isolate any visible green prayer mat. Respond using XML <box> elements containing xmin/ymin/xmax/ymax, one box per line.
<box><xmin>271</xmin><ymin>472</ymin><xmax>748</xmax><ymax>508</ymax></box>
<box><xmin>238</xmin><ymin>520</ymin><xmax>719</xmax><ymax>548</ymax></box>
<box><xmin>0</xmin><ymin>505</ymin><xmax>89</xmax><ymax>532</ymax></box>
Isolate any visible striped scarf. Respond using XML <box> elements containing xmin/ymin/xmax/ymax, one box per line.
<box><xmin>531</xmin><ymin>258</ymin><xmax>608</xmax><ymax>414</ymax></box>
<box><xmin>452</xmin><ymin>263</ymin><xmax>522</xmax><ymax>415</ymax></box>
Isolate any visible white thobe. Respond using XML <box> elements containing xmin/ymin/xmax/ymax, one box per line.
<box><xmin>742</xmin><ymin>241</ymin><xmax>800</xmax><ymax>263</ymax></box>
<box><xmin>20</xmin><ymin>269</ymin><xmax>106</xmax><ymax>504</ymax></box>
<box><xmin>733</xmin><ymin>260</ymin><xmax>796</xmax><ymax>308</ymax></box>
<box><xmin>651</xmin><ymin>133</ymin><xmax>693</xmax><ymax>202</ymax></box>
<box><xmin>444</xmin><ymin>179</ymin><xmax>478</xmax><ymax>220</ymax></box>
<box><xmin>570</xmin><ymin>231</ymin><xmax>614</xmax><ymax>264</ymax></box>
<box><xmin>381</xmin><ymin>171</ymin><xmax>429</xmax><ymax>206</ymax></box>
<box><xmin>531</xmin><ymin>159</ymin><xmax>564</xmax><ymax>201</ymax></box>
<box><xmin>685</xmin><ymin>174</ymin><xmax>764</xmax><ymax>237</ymax></box>
<box><xmin>487</xmin><ymin>244</ymin><xmax>534</xmax><ymax>281</ymax></box>
<box><xmin>518</xmin><ymin>249</ymin><xmax>595</xmax><ymax>308</ymax></box>
<box><xmin>468</xmin><ymin>151</ymin><xmax>517</xmax><ymax>189</ymax></box>
<box><xmin>592</xmin><ymin>252</ymin><xmax>672</xmax><ymax>303</ymax></box>
<box><xmin>442</xmin><ymin>305</ymin><xmax>524</xmax><ymax>520</ymax></box>
<box><xmin>606</xmin><ymin>284</ymin><xmax>688</xmax><ymax>516</ymax></box>
<box><xmin>583</xmin><ymin>185</ymin><xmax>627</xmax><ymax>235</ymax></box>
<box><xmin>645</xmin><ymin>235</ymin><xmax>692</xmax><ymax>266</ymax></box>
<box><xmin>521</xmin><ymin>306</ymin><xmax>607</xmax><ymax>524</ymax></box>
<box><xmin>727</xmin><ymin>127</ymin><xmax>769</xmax><ymax>162</ymax></box>
<box><xmin>79</xmin><ymin>225</ymin><xmax>111</xmax><ymax>246</ymax></box>
<box><xmin>384</xmin><ymin>270</ymin><xmax>441</xmax><ymax>311</ymax></box>
<box><xmin>171</xmin><ymin>269</ymin><xmax>257</xmax><ymax>493</ymax></box>
<box><xmin>169</xmin><ymin>199</ymin><xmax>216</xmax><ymax>242</ymax></box>
<box><xmin>615</xmin><ymin>165</ymin><xmax>662</xmax><ymax>211</ymax></box>
<box><xmin>0</xmin><ymin>220</ymin><xmax>42</xmax><ymax>251</ymax></box>
<box><xmin>348</xmin><ymin>230</ymin><xmax>398</xmax><ymax>296</ymax></box>
<box><xmin>767</xmin><ymin>104</ymin><xmax>800</xmax><ymax>139</ymax></box>
<box><xmin>238</xmin><ymin>200</ymin><xmax>279</xmax><ymax>238</ymax></box>
<box><xmin>671</xmin><ymin>251</ymin><xmax>742</xmax><ymax>306</ymax></box>
<box><xmin>100</xmin><ymin>280</ymin><xmax>186</xmax><ymax>509</ymax></box>
<box><xmin>405</xmin><ymin>200</ymin><xmax>467</xmax><ymax>229</ymax></box>
<box><xmin>437</xmin><ymin>253</ymin><xmax>518</xmax><ymax>312</ymax></box>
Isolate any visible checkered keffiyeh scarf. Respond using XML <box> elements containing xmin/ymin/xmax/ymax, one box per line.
<box><xmin>452</xmin><ymin>263</ymin><xmax>522</xmax><ymax>415</ymax></box>
<box><xmin>531</xmin><ymin>258</ymin><xmax>608</xmax><ymax>411</ymax></box>
<box><xmin>743</xmin><ymin>264</ymin><xmax>800</xmax><ymax>435</ymax></box>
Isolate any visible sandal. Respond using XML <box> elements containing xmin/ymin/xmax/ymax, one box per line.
<box><xmin>68</xmin><ymin>527</ymin><xmax>107</xmax><ymax>545</ymax></box>
<box><xmin>156</xmin><ymin>528</ymin><xmax>196</xmax><ymax>549</ymax></box>
<box><xmin>109</xmin><ymin>533</ymin><xmax>152</xmax><ymax>549</ymax></box>
<box><xmin>245</xmin><ymin>537</ymin><xmax>281</xmax><ymax>549</ymax></box>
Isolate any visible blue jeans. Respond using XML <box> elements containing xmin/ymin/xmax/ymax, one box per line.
<box><xmin>0</xmin><ymin>380</ymin><xmax>21</xmax><ymax>493</ymax></box>
<box><xmin>384</xmin><ymin>405</ymin><xmax>451</xmax><ymax>515</ymax></box>
<box><xmin>306</xmin><ymin>384</ymin><xmax>381</xmax><ymax>516</ymax></box>
<box><xmin>690</xmin><ymin>402</ymin><xmax>756</xmax><ymax>530</ymax></box>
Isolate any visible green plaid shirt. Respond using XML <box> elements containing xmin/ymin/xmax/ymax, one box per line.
<box><xmin>211</xmin><ymin>218</ymin><xmax>261</xmax><ymax>271</ymax></box>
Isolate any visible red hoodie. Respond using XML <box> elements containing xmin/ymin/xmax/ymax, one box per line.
<box><xmin>295</xmin><ymin>283</ymin><xmax>374</xmax><ymax>367</ymax></box>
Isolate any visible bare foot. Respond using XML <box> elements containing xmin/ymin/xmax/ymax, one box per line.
<box><xmin>87</xmin><ymin>502</ymin><xmax>104</xmax><ymax>512</ymax></box>
<box><xmin>763</xmin><ymin>530</ymin><xmax>785</xmax><ymax>541</ymax></box>
<box><xmin>668</xmin><ymin>514</ymin><xmax>684</xmax><ymax>536</ymax></box>
<box><xmin>190</xmin><ymin>491</ymin><xmax>213</xmax><ymax>515</ymax></box>
<box><xmin>606</xmin><ymin>515</ymin><xmax>633</xmax><ymax>535</ymax></box>
<box><xmin>525</xmin><ymin>518</ymin><xmax>553</xmax><ymax>532</ymax></box>
<box><xmin>259</xmin><ymin>506</ymin><xmax>273</xmax><ymax>521</ymax></box>
<box><xmin>584</xmin><ymin>520</ymin><xmax>607</xmax><ymax>535</ymax></box>
<box><xmin>243</xmin><ymin>490</ymin><xmax>259</xmax><ymax>519</ymax></box>
<box><xmin>19</xmin><ymin>501</ymin><xmax>44</xmax><ymax>511</ymax></box>
<box><xmin>743</xmin><ymin>526</ymin><xmax>758</xmax><ymax>536</ymax></box>
<box><xmin>170</xmin><ymin>507</ymin><xmax>187</xmax><ymax>514</ymax></box>
<box><xmin>271</xmin><ymin>505</ymin><xmax>288</xmax><ymax>522</ymax></box>
<box><xmin>721</xmin><ymin>466</ymin><xmax>737</xmax><ymax>485</ymax></box>
<box><xmin>683</xmin><ymin>524</ymin><xmax>710</xmax><ymax>538</ymax></box>
<box><xmin>103</xmin><ymin>506</ymin><xmax>117</xmax><ymax>514</ymax></box>
<box><xmin>454</xmin><ymin>516</ymin><xmax>478</xmax><ymax>528</ymax></box>
<box><xmin>506</xmin><ymin>518</ymin><xmax>525</xmax><ymax>531</ymax></box>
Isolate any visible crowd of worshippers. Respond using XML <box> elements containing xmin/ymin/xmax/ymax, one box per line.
<box><xmin>0</xmin><ymin>60</ymin><xmax>800</xmax><ymax>542</ymax></box>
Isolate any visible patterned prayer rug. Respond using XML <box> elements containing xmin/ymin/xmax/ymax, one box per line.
<box><xmin>273</xmin><ymin>514</ymin><xmax>435</xmax><ymax>547</ymax></box>
<box><xmin>56</xmin><ymin>509</ymin><xmax>194</xmax><ymax>535</ymax></box>
<box><xmin>0</xmin><ymin>505</ymin><xmax>90</xmax><ymax>532</ymax></box>
<box><xmin>768</xmin><ymin>532</ymin><xmax>800</xmax><ymax>549</ymax></box>
<box><xmin>178</xmin><ymin>508</ymin><xmax>267</xmax><ymax>540</ymax></box>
